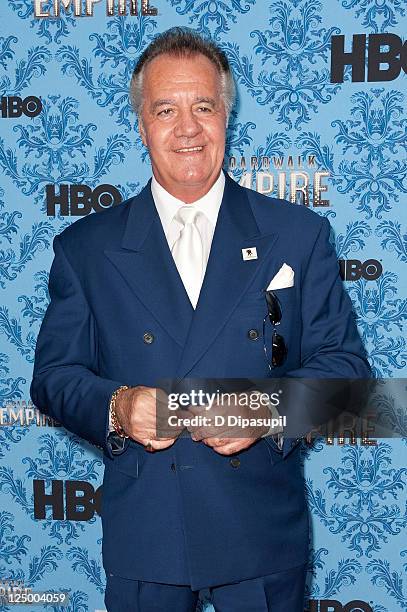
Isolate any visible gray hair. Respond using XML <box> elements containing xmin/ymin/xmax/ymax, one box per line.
<box><xmin>130</xmin><ymin>27</ymin><xmax>236</xmax><ymax>121</ymax></box>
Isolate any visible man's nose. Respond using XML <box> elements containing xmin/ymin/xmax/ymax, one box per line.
<box><xmin>174</xmin><ymin>109</ymin><xmax>202</xmax><ymax>138</ymax></box>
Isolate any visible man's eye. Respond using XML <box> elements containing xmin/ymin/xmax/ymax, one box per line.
<box><xmin>197</xmin><ymin>106</ymin><xmax>212</xmax><ymax>112</ymax></box>
<box><xmin>157</xmin><ymin>108</ymin><xmax>173</xmax><ymax>116</ymax></box>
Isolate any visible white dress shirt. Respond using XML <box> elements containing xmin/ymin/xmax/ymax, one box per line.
<box><xmin>151</xmin><ymin>170</ymin><xmax>225</xmax><ymax>270</ymax></box>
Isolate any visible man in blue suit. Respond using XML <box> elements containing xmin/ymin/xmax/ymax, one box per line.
<box><xmin>30</xmin><ymin>28</ymin><xmax>371</xmax><ymax>612</ymax></box>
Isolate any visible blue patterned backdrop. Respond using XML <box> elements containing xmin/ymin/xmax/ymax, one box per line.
<box><xmin>0</xmin><ymin>1</ymin><xmax>406</xmax><ymax>611</ymax></box>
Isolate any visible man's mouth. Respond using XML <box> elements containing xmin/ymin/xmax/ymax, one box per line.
<box><xmin>174</xmin><ymin>146</ymin><xmax>204</xmax><ymax>153</ymax></box>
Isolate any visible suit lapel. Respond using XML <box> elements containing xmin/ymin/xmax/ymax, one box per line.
<box><xmin>104</xmin><ymin>181</ymin><xmax>194</xmax><ymax>347</ymax></box>
<box><xmin>176</xmin><ymin>174</ymin><xmax>278</xmax><ymax>378</ymax></box>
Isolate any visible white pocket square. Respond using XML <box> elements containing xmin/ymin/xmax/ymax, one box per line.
<box><xmin>266</xmin><ymin>263</ymin><xmax>294</xmax><ymax>290</ymax></box>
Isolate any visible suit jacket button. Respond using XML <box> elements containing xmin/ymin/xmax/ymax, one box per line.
<box><xmin>143</xmin><ymin>332</ymin><xmax>154</xmax><ymax>344</ymax></box>
<box><xmin>248</xmin><ymin>329</ymin><xmax>259</xmax><ymax>341</ymax></box>
<box><xmin>230</xmin><ymin>457</ymin><xmax>240</xmax><ymax>468</ymax></box>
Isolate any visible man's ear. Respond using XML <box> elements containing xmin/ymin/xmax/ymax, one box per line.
<box><xmin>138</xmin><ymin>116</ymin><xmax>147</xmax><ymax>147</ymax></box>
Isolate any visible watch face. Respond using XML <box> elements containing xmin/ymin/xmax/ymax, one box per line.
<box><xmin>108</xmin><ymin>433</ymin><xmax>129</xmax><ymax>455</ymax></box>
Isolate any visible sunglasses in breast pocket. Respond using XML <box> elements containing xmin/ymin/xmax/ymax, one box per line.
<box><xmin>262</xmin><ymin>290</ymin><xmax>287</xmax><ymax>370</ymax></box>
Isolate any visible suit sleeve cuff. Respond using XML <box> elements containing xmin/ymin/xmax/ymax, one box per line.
<box><xmin>248</xmin><ymin>389</ymin><xmax>285</xmax><ymax>445</ymax></box>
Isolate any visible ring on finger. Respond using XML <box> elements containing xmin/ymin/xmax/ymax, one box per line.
<box><xmin>145</xmin><ymin>439</ymin><xmax>154</xmax><ymax>452</ymax></box>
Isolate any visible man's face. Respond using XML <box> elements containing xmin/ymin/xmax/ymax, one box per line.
<box><xmin>138</xmin><ymin>53</ymin><xmax>227</xmax><ymax>202</ymax></box>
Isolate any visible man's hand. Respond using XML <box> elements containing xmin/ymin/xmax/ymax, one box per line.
<box><xmin>114</xmin><ymin>386</ymin><xmax>184</xmax><ymax>451</ymax></box>
<box><xmin>186</xmin><ymin>392</ymin><xmax>271</xmax><ymax>455</ymax></box>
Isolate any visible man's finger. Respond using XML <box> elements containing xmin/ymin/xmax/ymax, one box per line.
<box><xmin>203</xmin><ymin>437</ymin><xmax>229</xmax><ymax>448</ymax></box>
<box><xmin>143</xmin><ymin>438</ymin><xmax>176</xmax><ymax>452</ymax></box>
<box><xmin>213</xmin><ymin>445</ymin><xmax>239</xmax><ymax>455</ymax></box>
<box><xmin>187</xmin><ymin>405</ymin><xmax>210</xmax><ymax>413</ymax></box>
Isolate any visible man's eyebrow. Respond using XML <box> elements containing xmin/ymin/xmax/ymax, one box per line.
<box><xmin>150</xmin><ymin>97</ymin><xmax>217</xmax><ymax>112</ymax></box>
<box><xmin>150</xmin><ymin>99</ymin><xmax>176</xmax><ymax>112</ymax></box>
<box><xmin>194</xmin><ymin>97</ymin><xmax>216</xmax><ymax>105</ymax></box>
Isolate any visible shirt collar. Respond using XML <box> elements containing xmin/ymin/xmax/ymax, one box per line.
<box><xmin>151</xmin><ymin>170</ymin><xmax>225</xmax><ymax>236</ymax></box>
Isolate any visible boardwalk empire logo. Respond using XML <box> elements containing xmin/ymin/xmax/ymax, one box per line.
<box><xmin>227</xmin><ymin>155</ymin><xmax>330</xmax><ymax>207</ymax></box>
<box><xmin>34</xmin><ymin>0</ymin><xmax>158</xmax><ymax>17</ymax></box>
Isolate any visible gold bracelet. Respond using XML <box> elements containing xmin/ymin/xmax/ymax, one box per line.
<box><xmin>109</xmin><ymin>385</ymin><xmax>130</xmax><ymax>438</ymax></box>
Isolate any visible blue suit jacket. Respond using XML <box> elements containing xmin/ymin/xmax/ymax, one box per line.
<box><xmin>30</xmin><ymin>172</ymin><xmax>371</xmax><ymax>589</ymax></box>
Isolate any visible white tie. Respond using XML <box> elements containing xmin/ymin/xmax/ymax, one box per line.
<box><xmin>171</xmin><ymin>206</ymin><xmax>205</xmax><ymax>308</ymax></box>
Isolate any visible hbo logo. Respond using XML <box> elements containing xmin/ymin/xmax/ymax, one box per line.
<box><xmin>46</xmin><ymin>184</ymin><xmax>122</xmax><ymax>216</ymax></box>
<box><xmin>1</xmin><ymin>96</ymin><xmax>42</xmax><ymax>118</ymax></box>
<box><xmin>308</xmin><ymin>601</ymin><xmax>372</xmax><ymax>612</ymax></box>
<box><xmin>339</xmin><ymin>259</ymin><xmax>382</xmax><ymax>281</ymax></box>
<box><xmin>33</xmin><ymin>479</ymin><xmax>102</xmax><ymax>521</ymax></box>
<box><xmin>331</xmin><ymin>33</ymin><xmax>407</xmax><ymax>83</ymax></box>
